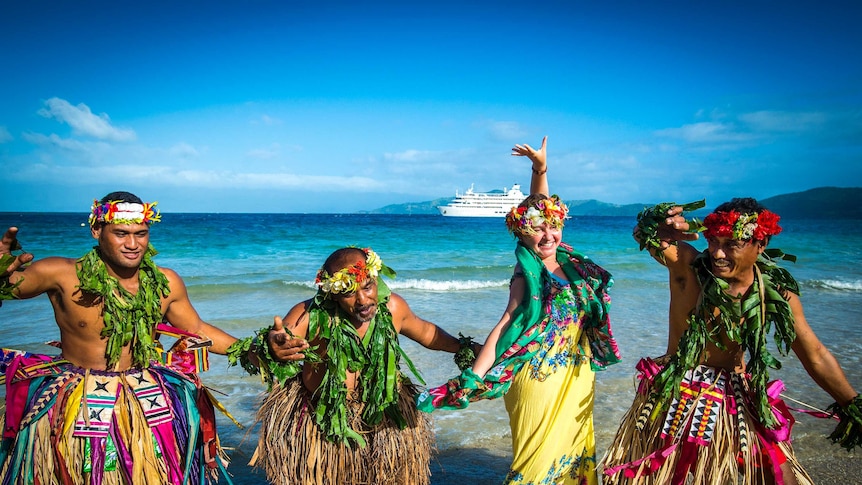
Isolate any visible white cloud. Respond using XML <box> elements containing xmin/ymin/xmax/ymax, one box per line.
<box><xmin>37</xmin><ymin>97</ymin><xmax>136</xmax><ymax>142</ymax></box>
<box><xmin>7</xmin><ymin>161</ymin><xmax>386</xmax><ymax>192</ymax></box>
<box><xmin>474</xmin><ymin>120</ymin><xmax>527</xmax><ymax>140</ymax></box>
<box><xmin>738</xmin><ymin>110</ymin><xmax>827</xmax><ymax>133</ymax></box>
<box><xmin>251</xmin><ymin>114</ymin><xmax>282</xmax><ymax>125</ymax></box>
<box><xmin>654</xmin><ymin>121</ymin><xmax>754</xmax><ymax>144</ymax></box>
<box><xmin>170</xmin><ymin>142</ymin><xmax>200</xmax><ymax>159</ymax></box>
<box><xmin>383</xmin><ymin>149</ymin><xmax>438</xmax><ymax>163</ymax></box>
<box><xmin>22</xmin><ymin>132</ymin><xmax>95</xmax><ymax>151</ymax></box>
<box><xmin>0</xmin><ymin>126</ymin><xmax>12</xmax><ymax>143</ymax></box>
<box><xmin>247</xmin><ymin>143</ymin><xmax>281</xmax><ymax>160</ymax></box>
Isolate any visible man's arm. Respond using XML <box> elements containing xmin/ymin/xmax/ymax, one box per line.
<box><xmin>633</xmin><ymin>205</ymin><xmax>702</xmax><ymax>355</ymax></box>
<box><xmin>390</xmin><ymin>293</ymin><xmax>460</xmax><ymax>353</ymax></box>
<box><xmin>161</xmin><ymin>267</ymin><xmax>237</xmax><ymax>354</ymax></box>
<box><xmin>789</xmin><ymin>293</ymin><xmax>858</xmax><ymax>406</ymax></box>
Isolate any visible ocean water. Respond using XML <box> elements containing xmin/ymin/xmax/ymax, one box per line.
<box><xmin>1</xmin><ymin>212</ymin><xmax>860</xmax><ymax>483</ymax></box>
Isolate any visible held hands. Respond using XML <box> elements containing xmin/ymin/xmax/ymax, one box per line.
<box><xmin>511</xmin><ymin>136</ymin><xmax>548</xmax><ymax>173</ymax></box>
<box><xmin>267</xmin><ymin>315</ymin><xmax>309</xmax><ymax>362</ymax></box>
<box><xmin>1</xmin><ymin>227</ymin><xmax>34</xmax><ymax>276</ymax></box>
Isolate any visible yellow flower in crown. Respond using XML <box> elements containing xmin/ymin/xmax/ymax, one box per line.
<box><xmin>505</xmin><ymin>195</ymin><xmax>569</xmax><ymax>236</ymax></box>
<box><xmin>315</xmin><ymin>248</ymin><xmax>390</xmax><ymax>295</ymax></box>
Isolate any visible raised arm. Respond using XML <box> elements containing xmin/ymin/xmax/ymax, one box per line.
<box><xmin>390</xmin><ymin>293</ymin><xmax>461</xmax><ymax>353</ymax></box>
<box><xmin>512</xmin><ymin>136</ymin><xmax>548</xmax><ymax>196</ymax></box>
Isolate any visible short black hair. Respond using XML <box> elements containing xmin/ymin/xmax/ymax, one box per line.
<box><xmin>713</xmin><ymin>197</ymin><xmax>768</xmax><ymax>214</ymax></box>
<box><xmin>99</xmin><ymin>191</ymin><xmax>143</xmax><ymax>204</ymax></box>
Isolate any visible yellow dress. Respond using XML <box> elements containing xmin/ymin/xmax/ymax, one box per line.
<box><xmin>416</xmin><ymin>244</ymin><xmax>619</xmax><ymax>484</ymax></box>
<box><xmin>502</xmin><ymin>274</ymin><xmax>598</xmax><ymax>485</ymax></box>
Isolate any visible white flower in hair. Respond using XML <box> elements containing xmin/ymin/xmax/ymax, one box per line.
<box><xmin>525</xmin><ymin>207</ymin><xmax>543</xmax><ymax>227</ymax></box>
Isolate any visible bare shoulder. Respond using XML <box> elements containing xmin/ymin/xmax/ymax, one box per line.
<box><xmin>284</xmin><ymin>299</ymin><xmax>313</xmax><ymax>321</ymax></box>
<box><xmin>283</xmin><ymin>298</ymin><xmax>314</xmax><ymax>336</ymax></box>
<box><xmin>157</xmin><ymin>265</ymin><xmax>182</xmax><ymax>282</ymax></box>
<box><xmin>386</xmin><ymin>292</ymin><xmax>410</xmax><ymax>314</ymax></box>
<box><xmin>155</xmin><ymin>266</ymin><xmax>189</xmax><ymax>294</ymax></box>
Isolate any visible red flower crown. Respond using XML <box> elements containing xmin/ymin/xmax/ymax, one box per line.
<box><xmin>703</xmin><ymin>209</ymin><xmax>782</xmax><ymax>241</ymax></box>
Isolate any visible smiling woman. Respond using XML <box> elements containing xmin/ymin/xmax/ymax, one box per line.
<box><xmin>418</xmin><ymin>137</ymin><xmax>621</xmax><ymax>485</ymax></box>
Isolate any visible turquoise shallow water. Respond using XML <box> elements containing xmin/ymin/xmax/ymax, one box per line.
<box><xmin>1</xmin><ymin>212</ymin><xmax>860</xmax><ymax>483</ymax></box>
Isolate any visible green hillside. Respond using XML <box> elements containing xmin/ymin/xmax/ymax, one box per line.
<box><xmin>368</xmin><ymin>187</ymin><xmax>862</xmax><ymax>218</ymax></box>
<box><xmin>760</xmin><ymin>187</ymin><xmax>862</xmax><ymax>219</ymax></box>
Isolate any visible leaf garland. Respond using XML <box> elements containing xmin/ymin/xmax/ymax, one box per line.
<box><xmin>634</xmin><ymin>200</ymin><xmax>707</xmax><ymax>262</ymax></box>
<box><xmin>827</xmin><ymin>394</ymin><xmax>862</xmax><ymax>450</ymax></box>
<box><xmin>226</xmin><ymin>325</ymin><xmax>321</xmax><ymax>387</ymax></box>
<box><xmin>75</xmin><ymin>245</ymin><xmax>171</xmax><ymax>368</ymax></box>
<box><xmin>650</xmin><ymin>249</ymin><xmax>799</xmax><ymax>428</ymax></box>
<box><xmin>454</xmin><ymin>333</ymin><xmax>477</xmax><ymax>371</ymax></box>
<box><xmin>306</xmin><ymin>279</ymin><xmax>424</xmax><ymax>447</ymax></box>
<box><xmin>1</xmin><ymin>241</ymin><xmax>26</xmax><ymax>305</ymax></box>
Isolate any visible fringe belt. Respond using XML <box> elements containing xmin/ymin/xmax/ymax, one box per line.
<box><xmin>601</xmin><ymin>357</ymin><xmax>814</xmax><ymax>485</ymax></box>
<box><xmin>251</xmin><ymin>377</ymin><xmax>435</xmax><ymax>485</ymax></box>
<box><xmin>0</xmin><ymin>349</ymin><xmax>230</xmax><ymax>485</ymax></box>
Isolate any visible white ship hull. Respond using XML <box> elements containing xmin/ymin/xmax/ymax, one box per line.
<box><xmin>437</xmin><ymin>183</ymin><xmax>525</xmax><ymax>217</ymax></box>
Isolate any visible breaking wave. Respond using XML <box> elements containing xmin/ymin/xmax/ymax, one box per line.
<box><xmin>805</xmin><ymin>279</ymin><xmax>862</xmax><ymax>292</ymax></box>
<box><xmin>282</xmin><ymin>279</ymin><xmax>508</xmax><ymax>291</ymax></box>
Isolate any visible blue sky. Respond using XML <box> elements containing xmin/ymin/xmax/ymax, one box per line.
<box><xmin>2</xmin><ymin>1</ymin><xmax>860</xmax><ymax>213</ymax></box>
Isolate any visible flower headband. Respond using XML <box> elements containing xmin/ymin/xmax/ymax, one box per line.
<box><xmin>89</xmin><ymin>200</ymin><xmax>161</xmax><ymax>226</ymax></box>
<box><xmin>505</xmin><ymin>195</ymin><xmax>569</xmax><ymax>236</ymax></box>
<box><xmin>315</xmin><ymin>248</ymin><xmax>394</xmax><ymax>295</ymax></box>
<box><xmin>703</xmin><ymin>209</ymin><xmax>782</xmax><ymax>241</ymax></box>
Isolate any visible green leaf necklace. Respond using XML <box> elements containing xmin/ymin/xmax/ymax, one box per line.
<box><xmin>76</xmin><ymin>245</ymin><xmax>170</xmax><ymax>369</ymax></box>
<box><xmin>652</xmin><ymin>249</ymin><xmax>798</xmax><ymax>428</ymax></box>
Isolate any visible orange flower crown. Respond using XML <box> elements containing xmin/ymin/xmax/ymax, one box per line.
<box><xmin>703</xmin><ymin>209</ymin><xmax>782</xmax><ymax>241</ymax></box>
<box><xmin>88</xmin><ymin>200</ymin><xmax>161</xmax><ymax>226</ymax></box>
<box><xmin>505</xmin><ymin>196</ymin><xmax>569</xmax><ymax>236</ymax></box>
<box><xmin>315</xmin><ymin>248</ymin><xmax>385</xmax><ymax>294</ymax></box>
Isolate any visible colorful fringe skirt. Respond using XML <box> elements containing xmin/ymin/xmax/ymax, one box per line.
<box><xmin>250</xmin><ymin>377</ymin><xmax>434</xmax><ymax>485</ymax></box>
<box><xmin>0</xmin><ymin>350</ymin><xmax>231</xmax><ymax>485</ymax></box>
<box><xmin>601</xmin><ymin>357</ymin><xmax>813</xmax><ymax>485</ymax></box>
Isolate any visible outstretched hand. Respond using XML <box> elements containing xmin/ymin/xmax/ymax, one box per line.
<box><xmin>655</xmin><ymin>206</ymin><xmax>700</xmax><ymax>249</ymax></box>
<box><xmin>267</xmin><ymin>315</ymin><xmax>309</xmax><ymax>362</ymax></box>
<box><xmin>1</xmin><ymin>227</ymin><xmax>34</xmax><ymax>275</ymax></box>
<box><xmin>511</xmin><ymin>136</ymin><xmax>548</xmax><ymax>172</ymax></box>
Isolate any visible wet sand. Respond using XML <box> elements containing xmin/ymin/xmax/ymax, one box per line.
<box><xmin>429</xmin><ymin>425</ymin><xmax>861</xmax><ymax>484</ymax></box>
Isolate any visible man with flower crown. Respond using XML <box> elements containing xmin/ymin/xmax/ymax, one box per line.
<box><xmin>0</xmin><ymin>191</ymin><xmax>305</xmax><ymax>484</ymax></box>
<box><xmin>227</xmin><ymin>246</ymin><xmax>471</xmax><ymax>485</ymax></box>
<box><xmin>601</xmin><ymin>197</ymin><xmax>861</xmax><ymax>485</ymax></box>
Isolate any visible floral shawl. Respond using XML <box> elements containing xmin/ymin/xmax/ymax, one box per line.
<box><xmin>416</xmin><ymin>242</ymin><xmax>620</xmax><ymax>412</ymax></box>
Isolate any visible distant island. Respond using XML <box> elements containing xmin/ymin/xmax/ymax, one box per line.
<box><xmin>368</xmin><ymin>186</ymin><xmax>862</xmax><ymax>219</ymax></box>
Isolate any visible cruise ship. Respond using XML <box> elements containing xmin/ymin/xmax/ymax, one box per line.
<box><xmin>437</xmin><ymin>183</ymin><xmax>525</xmax><ymax>217</ymax></box>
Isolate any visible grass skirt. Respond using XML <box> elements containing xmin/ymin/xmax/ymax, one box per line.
<box><xmin>0</xmin><ymin>350</ymin><xmax>230</xmax><ymax>484</ymax></box>
<box><xmin>600</xmin><ymin>357</ymin><xmax>813</xmax><ymax>485</ymax></box>
<box><xmin>250</xmin><ymin>377</ymin><xmax>434</xmax><ymax>485</ymax></box>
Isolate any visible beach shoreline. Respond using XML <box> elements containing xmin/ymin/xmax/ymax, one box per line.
<box><xmin>429</xmin><ymin>433</ymin><xmax>861</xmax><ymax>484</ymax></box>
